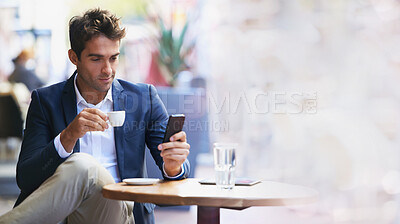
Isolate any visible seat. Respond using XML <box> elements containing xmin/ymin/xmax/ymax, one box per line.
<box><xmin>0</xmin><ymin>94</ymin><xmax>23</xmax><ymax>196</ymax></box>
<box><xmin>145</xmin><ymin>87</ymin><xmax>210</xmax><ymax>210</ymax></box>
<box><xmin>0</xmin><ymin>94</ymin><xmax>23</xmax><ymax>139</ymax></box>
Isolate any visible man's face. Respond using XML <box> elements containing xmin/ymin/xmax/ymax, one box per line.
<box><xmin>71</xmin><ymin>35</ymin><xmax>120</xmax><ymax>100</ymax></box>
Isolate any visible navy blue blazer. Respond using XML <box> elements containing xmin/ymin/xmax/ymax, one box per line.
<box><xmin>15</xmin><ymin>72</ymin><xmax>190</xmax><ymax>224</ymax></box>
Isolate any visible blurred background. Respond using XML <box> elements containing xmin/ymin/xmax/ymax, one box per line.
<box><xmin>1</xmin><ymin>0</ymin><xmax>400</xmax><ymax>223</ymax></box>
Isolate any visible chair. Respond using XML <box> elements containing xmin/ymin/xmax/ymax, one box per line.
<box><xmin>145</xmin><ymin>87</ymin><xmax>210</xmax><ymax>210</ymax></box>
<box><xmin>0</xmin><ymin>94</ymin><xmax>23</xmax><ymax>139</ymax></box>
<box><xmin>0</xmin><ymin>94</ymin><xmax>23</xmax><ymax>196</ymax></box>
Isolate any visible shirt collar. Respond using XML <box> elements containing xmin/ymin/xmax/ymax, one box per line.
<box><xmin>73</xmin><ymin>74</ymin><xmax>113</xmax><ymax>107</ymax></box>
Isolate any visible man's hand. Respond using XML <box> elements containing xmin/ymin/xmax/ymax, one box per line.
<box><xmin>158</xmin><ymin>131</ymin><xmax>190</xmax><ymax>177</ymax></box>
<box><xmin>60</xmin><ymin>108</ymin><xmax>109</xmax><ymax>153</ymax></box>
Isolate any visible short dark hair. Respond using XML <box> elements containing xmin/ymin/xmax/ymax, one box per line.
<box><xmin>69</xmin><ymin>8</ymin><xmax>126</xmax><ymax>60</ymax></box>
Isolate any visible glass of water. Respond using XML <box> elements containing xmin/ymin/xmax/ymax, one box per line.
<box><xmin>213</xmin><ymin>143</ymin><xmax>237</xmax><ymax>189</ymax></box>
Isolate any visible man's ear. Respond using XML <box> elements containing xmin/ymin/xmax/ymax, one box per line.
<box><xmin>68</xmin><ymin>49</ymin><xmax>79</xmax><ymax>65</ymax></box>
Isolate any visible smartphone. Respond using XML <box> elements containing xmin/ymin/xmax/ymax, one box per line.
<box><xmin>162</xmin><ymin>114</ymin><xmax>185</xmax><ymax>143</ymax></box>
<box><xmin>198</xmin><ymin>178</ymin><xmax>261</xmax><ymax>186</ymax></box>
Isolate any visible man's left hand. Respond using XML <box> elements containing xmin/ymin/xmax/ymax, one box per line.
<box><xmin>158</xmin><ymin>131</ymin><xmax>190</xmax><ymax>177</ymax></box>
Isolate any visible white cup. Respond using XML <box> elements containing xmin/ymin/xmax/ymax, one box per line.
<box><xmin>213</xmin><ymin>143</ymin><xmax>237</xmax><ymax>189</ymax></box>
<box><xmin>107</xmin><ymin>111</ymin><xmax>125</xmax><ymax>127</ymax></box>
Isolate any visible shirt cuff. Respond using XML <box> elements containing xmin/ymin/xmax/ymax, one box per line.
<box><xmin>54</xmin><ymin>133</ymin><xmax>72</xmax><ymax>158</ymax></box>
<box><xmin>162</xmin><ymin>163</ymin><xmax>185</xmax><ymax>179</ymax></box>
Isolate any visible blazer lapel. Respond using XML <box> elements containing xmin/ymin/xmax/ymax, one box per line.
<box><xmin>61</xmin><ymin>71</ymin><xmax>80</xmax><ymax>152</ymax></box>
<box><xmin>112</xmin><ymin>79</ymin><xmax>126</xmax><ymax>177</ymax></box>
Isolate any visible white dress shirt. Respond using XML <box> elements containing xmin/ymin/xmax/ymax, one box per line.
<box><xmin>54</xmin><ymin>75</ymin><xmax>184</xmax><ymax>183</ymax></box>
<box><xmin>54</xmin><ymin>75</ymin><xmax>120</xmax><ymax>182</ymax></box>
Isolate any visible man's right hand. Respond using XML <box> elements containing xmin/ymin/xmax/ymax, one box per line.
<box><xmin>60</xmin><ymin>108</ymin><xmax>109</xmax><ymax>153</ymax></box>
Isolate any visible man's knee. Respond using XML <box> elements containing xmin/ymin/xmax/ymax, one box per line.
<box><xmin>56</xmin><ymin>153</ymin><xmax>114</xmax><ymax>186</ymax></box>
<box><xmin>65</xmin><ymin>153</ymin><xmax>100</xmax><ymax>169</ymax></box>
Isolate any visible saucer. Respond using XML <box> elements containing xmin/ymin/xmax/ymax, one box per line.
<box><xmin>123</xmin><ymin>178</ymin><xmax>161</xmax><ymax>185</ymax></box>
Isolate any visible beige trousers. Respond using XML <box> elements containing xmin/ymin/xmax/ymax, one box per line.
<box><xmin>0</xmin><ymin>153</ymin><xmax>134</xmax><ymax>224</ymax></box>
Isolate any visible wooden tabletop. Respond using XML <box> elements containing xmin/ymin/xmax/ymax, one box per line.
<box><xmin>102</xmin><ymin>178</ymin><xmax>318</xmax><ymax>208</ymax></box>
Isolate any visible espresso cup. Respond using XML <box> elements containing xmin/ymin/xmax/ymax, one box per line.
<box><xmin>107</xmin><ymin>111</ymin><xmax>125</xmax><ymax>127</ymax></box>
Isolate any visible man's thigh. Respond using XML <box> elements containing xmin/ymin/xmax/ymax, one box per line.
<box><xmin>4</xmin><ymin>153</ymin><xmax>134</xmax><ymax>224</ymax></box>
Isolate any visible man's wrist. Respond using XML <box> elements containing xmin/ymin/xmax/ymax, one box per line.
<box><xmin>54</xmin><ymin>134</ymin><xmax>73</xmax><ymax>158</ymax></box>
<box><xmin>165</xmin><ymin>167</ymin><xmax>181</xmax><ymax>177</ymax></box>
<box><xmin>163</xmin><ymin>163</ymin><xmax>184</xmax><ymax>179</ymax></box>
<box><xmin>60</xmin><ymin>128</ymin><xmax>76</xmax><ymax>153</ymax></box>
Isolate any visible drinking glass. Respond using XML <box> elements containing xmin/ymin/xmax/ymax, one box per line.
<box><xmin>213</xmin><ymin>143</ymin><xmax>237</xmax><ymax>189</ymax></box>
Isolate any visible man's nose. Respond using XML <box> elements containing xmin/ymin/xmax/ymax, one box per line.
<box><xmin>102</xmin><ymin>61</ymin><xmax>112</xmax><ymax>75</ymax></box>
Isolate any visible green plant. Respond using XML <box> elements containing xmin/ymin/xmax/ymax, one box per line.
<box><xmin>158</xmin><ymin>18</ymin><xmax>193</xmax><ymax>85</ymax></box>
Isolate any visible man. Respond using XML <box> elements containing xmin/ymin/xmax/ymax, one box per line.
<box><xmin>8</xmin><ymin>48</ymin><xmax>44</xmax><ymax>91</ymax></box>
<box><xmin>0</xmin><ymin>8</ymin><xmax>190</xmax><ymax>224</ymax></box>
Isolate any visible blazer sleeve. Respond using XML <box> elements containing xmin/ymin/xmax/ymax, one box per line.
<box><xmin>145</xmin><ymin>85</ymin><xmax>190</xmax><ymax>180</ymax></box>
<box><xmin>16</xmin><ymin>90</ymin><xmax>66</xmax><ymax>195</ymax></box>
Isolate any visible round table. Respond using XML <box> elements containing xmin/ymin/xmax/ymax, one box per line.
<box><xmin>102</xmin><ymin>178</ymin><xmax>318</xmax><ymax>224</ymax></box>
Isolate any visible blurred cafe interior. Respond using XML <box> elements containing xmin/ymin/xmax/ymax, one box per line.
<box><xmin>1</xmin><ymin>0</ymin><xmax>400</xmax><ymax>223</ymax></box>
